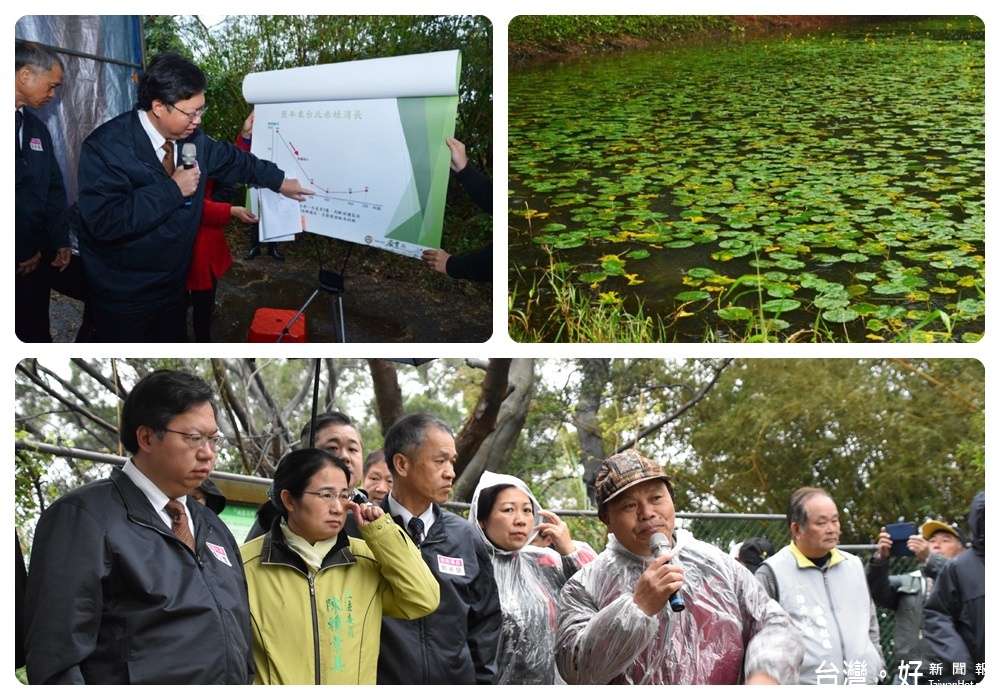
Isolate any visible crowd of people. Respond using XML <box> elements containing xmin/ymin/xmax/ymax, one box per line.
<box><xmin>18</xmin><ymin>369</ymin><xmax>986</xmax><ymax>685</ymax></box>
<box><xmin>15</xmin><ymin>41</ymin><xmax>489</xmax><ymax>343</ymax></box>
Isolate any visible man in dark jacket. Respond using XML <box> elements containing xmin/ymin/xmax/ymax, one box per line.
<box><xmin>378</xmin><ymin>413</ymin><xmax>502</xmax><ymax>684</ymax></box>
<box><xmin>77</xmin><ymin>53</ymin><xmax>312</xmax><ymax>342</ymax></box>
<box><xmin>866</xmin><ymin>518</ymin><xmax>965</xmax><ymax>683</ymax></box>
<box><xmin>420</xmin><ymin>137</ymin><xmax>492</xmax><ymax>283</ymax></box>
<box><xmin>25</xmin><ymin>369</ymin><xmax>253</xmax><ymax>684</ymax></box>
<box><xmin>14</xmin><ymin>40</ymin><xmax>72</xmax><ymax>342</ymax></box>
<box><xmin>923</xmin><ymin>491</ymin><xmax>985</xmax><ymax>684</ymax></box>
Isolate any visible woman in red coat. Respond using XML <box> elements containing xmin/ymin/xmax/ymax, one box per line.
<box><xmin>187</xmin><ymin>113</ymin><xmax>259</xmax><ymax>342</ymax></box>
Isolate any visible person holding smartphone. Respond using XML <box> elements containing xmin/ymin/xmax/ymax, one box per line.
<box><xmin>865</xmin><ymin>518</ymin><xmax>966</xmax><ymax>684</ymax></box>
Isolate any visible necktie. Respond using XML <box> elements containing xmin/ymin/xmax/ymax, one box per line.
<box><xmin>16</xmin><ymin>110</ymin><xmax>23</xmax><ymax>156</ymax></box>
<box><xmin>164</xmin><ymin>500</ymin><xmax>195</xmax><ymax>552</ymax></box>
<box><xmin>407</xmin><ymin>516</ymin><xmax>425</xmax><ymax>546</ymax></box>
<box><xmin>162</xmin><ymin>140</ymin><xmax>175</xmax><ymax>175</ymax></box>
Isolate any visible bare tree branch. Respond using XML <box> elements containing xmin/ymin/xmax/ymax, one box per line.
<box><xmin>16</xmin><ymin>361</ymin><xmax>119</xmax><ymax>435</ymax></box>
<box><xmin>615</xmin><ymin>358</ymin><xmax>734</xmax><ymax>451</ymax></box>
<box><xmin>211</xmin><ymin>359</ymin><xmax>253</xmax><ymax>475</ymax></box>
<box><xmin>279</xmin><ymin>359</ymin><xmax>315</xmax><ymax>426</ymax></box>
<box><xmin>71</xmin><ymin>358</ymin><xmax>129</xmax><ymax>400</ymax></box>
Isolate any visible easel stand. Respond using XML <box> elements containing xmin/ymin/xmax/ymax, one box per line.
<box><xmin>277</xmin><ymin>245</ymin><xmax>353</xmax><ymax>343</ymax></box>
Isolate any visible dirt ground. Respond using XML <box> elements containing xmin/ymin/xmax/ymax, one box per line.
<box><xmin>49</xmin><ymin>231</ymin><xmax>493</xmax><ymax>344</ymax></box>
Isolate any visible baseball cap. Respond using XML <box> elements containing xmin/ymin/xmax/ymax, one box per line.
<box><xmin>595</xmin><ymin>449</ymin><xmax>674</xmax><ymax>514</ymax></box>
<box><xmin>921</xmin><ymin>519</ymin><xmax>967</xmax><ymax>545</ymax></box>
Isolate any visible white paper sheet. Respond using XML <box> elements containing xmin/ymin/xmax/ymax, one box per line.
<box><xmin>242</xmin><ymin>50</ymin><xmax>460</xmax><ymax>103</ymax></box>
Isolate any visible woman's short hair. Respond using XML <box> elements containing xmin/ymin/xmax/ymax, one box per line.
<box><xmin>270</xmin><ymin>448</ymin><xmax>352</xmax><ymax>520</ymax></box>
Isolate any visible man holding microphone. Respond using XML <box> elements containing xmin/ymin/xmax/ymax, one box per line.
<box><xmin>77</xmin><ymin>53</ymin><xmax>313</xmax><ymax>342</ymax></box>
<box><xmin>556</xmin><ymin>449</ymin><xmax>802</xmax><ymax>684</ymax></box>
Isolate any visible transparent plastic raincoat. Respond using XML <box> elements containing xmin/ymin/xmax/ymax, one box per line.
<box><xmin>556</xmin><ymin>530</ymin><xmax>803</xmax><ymax>684</ymax></box>
<box><xmin>469</xmin><ymin>471</ymin><xmax>597</xmax><ymax>684</ymax></box>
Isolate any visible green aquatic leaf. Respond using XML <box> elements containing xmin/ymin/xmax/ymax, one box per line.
<box><xmin>716</xmin><ymin>307</ymin><xmax>753</xmax><ymax>321</ymax></box>
<box><xmin>822</xmin><ymin>308</ymin><xmax>860</xmax><ymax>323</ymax></box>
<box><xmin>760</xmin><ymin>299</ymin><xmax>802</xmax><ymax>314</ymax></box>
<box><xmin>675</xmin><ymin>290</ymin><xmax>713</xmax><ymax>302</ymax></box>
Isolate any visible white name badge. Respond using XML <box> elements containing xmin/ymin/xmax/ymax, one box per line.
<box><xmin>437</xmin><ymin>554</ymin><xmax>466</xmax><ymax>576</ymax></box>
<box><xmin>207</xmin><ymin>542</ymin><xmax>232</xmax><ymax>567</ymax></box>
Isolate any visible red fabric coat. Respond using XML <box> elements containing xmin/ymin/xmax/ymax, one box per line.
<box><xmin>186</xmin><ymin>136</ymin><xmax>251</xmax><ymax>291</ymax></box>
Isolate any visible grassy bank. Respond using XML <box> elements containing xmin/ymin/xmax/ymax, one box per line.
<box><xmin>509</xmin><ymin>16</ymin><xmax>742</xmax><ymax>61</ymax></box>
<box><xmin>508</xmin><ymin>15</ymin><xmax>904</xmax><ymax>62</ymax></box>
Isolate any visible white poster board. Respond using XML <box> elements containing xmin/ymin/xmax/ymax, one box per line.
<box><xmin>243</xmin><ymin>50</ymin><xmax>461</xmax><ymax>258</ymax></box>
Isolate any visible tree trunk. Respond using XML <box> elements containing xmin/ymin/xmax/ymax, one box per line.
<box><xmin>452</xmin><ymin>358</ymin><xmax>535</xmax><ymax>503</ymax></box>
<box><xmin>368</xmin><ymin>359</ymin><xmax>405</xmax><ymax>434</ymax></box>
<box><xmin>574</xmin><ymin>358</ymin><xmax>610</xmax><ymax>507</ymax></box>
<box><xmin>453</xmin><ymin>359</ymin><xmax>512</xmax><ymax>479</ymax></box>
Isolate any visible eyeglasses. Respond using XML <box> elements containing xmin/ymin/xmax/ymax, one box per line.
<box><xmin>169</xmin><ymin>103</ymin><xmax>207</xmax><ymax>122</ymax></box>
<box><xmin>163</xmin><ymin>429</ymin><xmax>227</xmax><ymax>450</ymax></box>
<box><xmin>302</xmin><ymin>489</ymin><xmax>353</xmax><ymax>504</ymax></box>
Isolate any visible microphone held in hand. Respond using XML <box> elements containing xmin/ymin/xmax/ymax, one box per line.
<box><xmin>181</xmin><ymin>143</ymin><xmax>197</xmax><ymax>206</ymax></box>
<box><xmin>649</xmin><ymin>532</ymin><xmax>686</xmax><ymax>612</ymax></box>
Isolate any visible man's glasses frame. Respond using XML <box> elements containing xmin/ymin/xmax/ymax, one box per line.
<box><xmin>163</xmin><ymin>429</ymin><xmax>226</xmax><ymax>450</ymax></box>
<box><xmin>168</xmin><ymin>103</ymin><xmax>207</xmax><ymax>121</ymax></box>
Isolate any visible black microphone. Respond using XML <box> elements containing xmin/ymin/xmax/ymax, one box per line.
<box><xmin>649</xmin><ymin>532</ymin><xmax>686</xmax><ymax>612</ymax></box>
<box><xmin>180</xmin><ymin>142</ymin><xmax>197</xmax><ymax>206</ymax></box>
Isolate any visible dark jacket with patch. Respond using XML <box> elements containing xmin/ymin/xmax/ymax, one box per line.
<box><xmin>865</xmin><ymin>551</ymin><xmax>948</xmax><ymax>665</ymax></box>
<box><xmin>923</xmin><ymin>492</ymin><xmax>985</xmax><ymax>682</ymax></box>
<box><xmin>77</xmin><ymin>109</ymin><xmax>284</xmax><ymax>314</ymax></box>
<box><xmin>25</xmin><ymin>467</ymin><xmax>253</xmax><ymax>684</ymax></box>
<box><xmin>15</xmin><ymin>109</ymin><xmax>69</xmax><ymax>263</ymax></box>
<box><xmin>377</xmin><ymin>503</ymin><xmax>502</xmax><ymax>684</ymax></box>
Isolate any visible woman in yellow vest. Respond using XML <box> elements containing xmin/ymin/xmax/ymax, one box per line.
<box><xmin>241</xmin><ymin>448</ymin><xmax>439</xmax><ymax>684</ymax></box>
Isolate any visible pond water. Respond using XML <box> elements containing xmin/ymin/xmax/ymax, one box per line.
<box><xmin>508</xmin><ymin>17</ymin><xmax>985</xmax><ymax>342</ymax></box>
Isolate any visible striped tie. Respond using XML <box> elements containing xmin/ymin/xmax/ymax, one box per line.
<box><xmin>165</xmin><ymin>499</ymin><xmax>195</xmax><ymax>552</ymax></box>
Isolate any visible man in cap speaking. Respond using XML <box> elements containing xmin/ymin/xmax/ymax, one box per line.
<box><xmin>556</xmin><ymin>449</ymin><xmax>802</xmax><ymax>684</ymax></box>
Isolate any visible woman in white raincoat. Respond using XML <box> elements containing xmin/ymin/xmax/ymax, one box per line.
<box><xmin>556</xmin><ymin>450</ymin><xmax>803</xmax><ymax>685</ymax></box>
<box><xmin>469</xmin><ymin>471</ymin><xmax>597</xmax><ymax>684</ymax></box>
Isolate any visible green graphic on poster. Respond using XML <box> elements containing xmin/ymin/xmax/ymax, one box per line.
<box><xmin>243</xmin><ymin>50</ymin><xmax>461</xmax><ymax>258</ymax></box>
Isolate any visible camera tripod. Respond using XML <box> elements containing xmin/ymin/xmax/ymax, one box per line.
<box><xmin>277</xmin><ymin>245</ymin><xmax>354</xmax><ymax>343</ymax></box>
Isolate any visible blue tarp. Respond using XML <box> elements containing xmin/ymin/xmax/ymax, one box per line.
<box><xmin>16</xmin><ymin>15</ymin><xmax>143</xmax><ymax>204</ymax></box>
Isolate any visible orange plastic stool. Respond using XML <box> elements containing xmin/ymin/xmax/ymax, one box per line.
<box><xmin>248</xmin><ymin>308</ymin><xmax>307</xmax><ymax>343</ymax></box>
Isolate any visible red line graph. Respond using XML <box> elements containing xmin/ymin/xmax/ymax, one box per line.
<box><xmin>272</xmin><ymin>127</ymin><xmax>378</xmax><ymax>204</ymax></box>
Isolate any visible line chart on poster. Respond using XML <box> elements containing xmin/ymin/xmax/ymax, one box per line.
<box><xmin>270</xmin><ymin>126</ymin><xmax>384</xmax><ymax>210</ymax></box>
<box><xmin>244</xmin><ymin>50</ymin><xmax>461</xmax><ymax>255</ymax></box>
<box><xmin>253</xmin><ymin>97</ymin><xmax>417</xmax><ymax>245</ymax></box>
